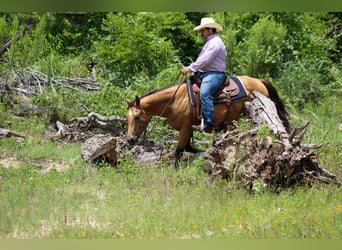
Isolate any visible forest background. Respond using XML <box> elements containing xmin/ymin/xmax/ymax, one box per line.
<box><xmin>0</xmin><ymin>12</ymin><xmax>341</xmax><ymax>239</ymax></box>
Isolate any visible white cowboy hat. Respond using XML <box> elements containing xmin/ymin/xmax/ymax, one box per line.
<box><xmin>194</xmin><ymin>17</ymin><xmax>223</xmax><ymax>31</ymax></box>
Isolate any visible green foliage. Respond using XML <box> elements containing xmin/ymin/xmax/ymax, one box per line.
<box><xmin>302</xmin><ymin>97</ymin><xmax>342</xmax><ymax>172</ymax></box>
<box><xmin>140</xmin><ymin>12</ymin><xmax>202</xmax><ymax>66</ymax></box>
<box><xmin>244</xmin><ymin>16</ymin><xmax>287</xmax><ymax>77</ymax></box>
<box><xmin>256</xmin><ymin>124</ymin><xmax>274</xmax><ymax>140</ymax></box>
<box><xmin>45</xmin><ymin>13</ymin><xmax>106</xmax><ymax>56</ymax></box>
<box><xmin>32</xmin><ymin>86</ymin><xmax>90</xmax><ymax>123</ymax></box>
<box><xmin>2</xmin><ymin>14</ymin><xmax>50</xmax><ymax>68</ymax></box>
<box><xmin>92</xmin><ymin>13</ymin><xmax>178</xmax><ymax>86</ymax></box>
<box><xmin>275</xmin><ymin>13</ymin><xmax>339</xmax><ymax>107</ymax></box>
<box><xmin>278</xmin><ymin>56</ymin><xmax>330</xmax><ymax>108</ymax></box>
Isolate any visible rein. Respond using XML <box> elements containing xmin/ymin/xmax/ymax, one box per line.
<box><xmin>145</xmin><ymin>72</ymin><xmax>185</xmax><ymax>137</ymax></box>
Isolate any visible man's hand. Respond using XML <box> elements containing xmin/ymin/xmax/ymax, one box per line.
<box><xmin>181</xmin><ymin>67</ymin><xmax>190</xmax><ymax>74</ymax></box>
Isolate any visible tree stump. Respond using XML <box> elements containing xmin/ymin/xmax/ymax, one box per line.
<box><xmin>203</xmin><ymin>91</ymin><xmax>340</xmax><ymax>190</ymax></box>
<box><xmin>81</xmin><ymin>134</ymin><xmax>117</xmax><ymax>165</ymax></box>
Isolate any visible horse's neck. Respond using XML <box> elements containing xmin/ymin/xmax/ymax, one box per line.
<box><xmin>141</xmin><ymin>94</ymin><xmax>172</xmax><ymax>116</ymax></box>
<box><xmin>141</xmin><ymin>84</ymin><xmax>186</xmax><ymax>116</ymax></box>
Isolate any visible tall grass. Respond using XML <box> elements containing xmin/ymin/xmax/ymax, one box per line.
<box><xmin>290</xmin><ymin>96</ymin><xmax>342</xmax><ymax>174</ymax></box>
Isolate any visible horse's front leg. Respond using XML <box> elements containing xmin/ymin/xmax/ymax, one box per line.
<box><xmin>174</xmin><ymin>128</ymin><xmax>192</xmax><ymax>168</ymax></box>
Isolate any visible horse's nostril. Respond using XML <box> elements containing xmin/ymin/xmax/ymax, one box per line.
<box><xmin>127</xmin><ymin>136</ymin><xmax>137</xmax><ymax>145</ymax></box>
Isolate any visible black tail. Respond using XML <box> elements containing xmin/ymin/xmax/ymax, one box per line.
<box><xmin>261</xmin><ymin>79</ymin><xmax>291</xmax><ymax>133</ymax></box>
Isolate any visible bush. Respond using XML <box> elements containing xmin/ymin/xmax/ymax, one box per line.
<box><xmin>244</xmin><ymin>16</ymin><xmax>287</xmax><ymax>77</ymax></box>
<box><xmin>278</xmin><ymin>56</ymin><xmax>333</xmax><ymax>109</ymax></box>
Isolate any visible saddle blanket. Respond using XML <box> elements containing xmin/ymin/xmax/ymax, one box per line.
<box><xmin>187</xmin><ymin>75</ymin><xmax>248</xmax><ymax>106</ymax></box>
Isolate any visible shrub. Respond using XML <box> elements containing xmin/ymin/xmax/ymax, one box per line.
<box><xmin>244</xmin><ymin>16</ymin><xmax>287</xmax><ymax>77</ymax></box>
<box><xmin>92</xmin><ymin>13</ymin><xmax>178</xmax><ymax>86</ymax></box>
<box><xmin>278</xmin><ymin>56</ymin><xmax>332</xmax><ymax>109</ymax></box>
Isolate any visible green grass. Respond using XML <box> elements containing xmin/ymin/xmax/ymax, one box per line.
<box><xmin>290</xmin><ymin>95</ymin><xmax>342</xmax><ymax>174</ymax></box>
<box><xmin>0</xmin><ymin>162</ymin><xmax>341</xmax><ymax>239</ymax></box>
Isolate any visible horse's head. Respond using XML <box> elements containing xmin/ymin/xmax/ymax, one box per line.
<box><xmin>126</xmin><ymin>95</ymin><xmax>149</xmax><ymax>145</ymax></box>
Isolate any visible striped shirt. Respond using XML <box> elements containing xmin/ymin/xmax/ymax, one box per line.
<box><xmin>189</xmin><ymin>34</ymin><xmax>227</xmax><ymax>73</ymax></box>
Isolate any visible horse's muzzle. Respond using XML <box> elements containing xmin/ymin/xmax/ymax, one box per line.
<box><xmin>127</xmin><ymin>135</ymin><xmax>138</xmax><ymax>145</ymax></box>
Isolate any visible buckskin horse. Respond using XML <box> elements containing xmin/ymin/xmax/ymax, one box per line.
<box><xmin>126</xmin><ymin>75</ymin><xmax>290</xmax><ymax>165</ymax></box>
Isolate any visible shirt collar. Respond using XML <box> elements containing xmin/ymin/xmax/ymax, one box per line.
<box><xmin>206</xmin><ymin>33</ymin><xmax>219</xmax><ymax>41</ymax></box>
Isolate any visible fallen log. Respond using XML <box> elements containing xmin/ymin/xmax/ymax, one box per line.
<box><xmin>203</xmin><ymin>91</ymin><xmax>340</xmax><ymax>190</ymax></box>
<box><xmin>244</xmin><ymin>91</ymin><xmax>291</xmax><ymax>150</ymax></box>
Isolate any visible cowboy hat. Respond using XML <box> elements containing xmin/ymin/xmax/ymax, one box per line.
<box><xmin>194</xmin><ymin>17</ymin><xmax>223</xmax><ymax>31</ymax></box>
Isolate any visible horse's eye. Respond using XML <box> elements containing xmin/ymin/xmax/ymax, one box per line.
<box><xmin>134</xmin><ymin>115</ymin><xmax>140</xmax><ymax>121</ymax></box>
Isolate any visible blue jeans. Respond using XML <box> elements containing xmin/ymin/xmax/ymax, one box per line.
<box><xmin>199</xmin><ymin>72</ymin><xmax>226</xmax><ymax>127</ymax></box>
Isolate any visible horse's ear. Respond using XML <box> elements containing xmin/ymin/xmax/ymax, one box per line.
<box><xmin>135</xmin><ymin>95</ymin><xmax>140</xmax><ymax>107</ymax></box>
<box><xmin>126</xmin><ymin>98</ymin><xmax>131</xmax><ymax>106</ymax></box>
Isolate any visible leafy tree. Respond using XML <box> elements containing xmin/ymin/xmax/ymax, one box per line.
<box><xmin>45</xmin><ymin>13</ymin><xmax>106</xmax><ymax>56</ymax></box>
<box><xmin>0</xmin><ymin>13</ymin><xmax>50</xmax><ymax>68</ymax></box>
<box><xmin>139</xmin><ymin>12</ymin><xmax>202</xmax><ymax>66</ymax></box>
<box><xmin>92</xmin><ymin>12</ymin><xmax>178</xmax><ymax>86</ymax></box>
<box><xmin>275</xmin><ymin>12</ymin><xmax>339</xmax><ymax>108</ymax></box>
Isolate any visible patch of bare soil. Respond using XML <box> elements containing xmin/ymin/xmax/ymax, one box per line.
<box><xmin>0</xmin><ymin>156</ymin><xmax>70</xmax><ymax>173</ymax></box>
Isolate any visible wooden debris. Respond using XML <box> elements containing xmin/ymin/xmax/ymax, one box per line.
<box><xmin>203</xmin><ymin>91</ymin><xmax>340</xmax><ymax>190</ymax></box>
<box><xmin>81</xmin><ymin>134</ymin><xmax>117</xmax><ymax>165</ymax></box>
<box><xmin>52</xmin><ymin>111</ymin><xmax>126</xmax><ymax>142</ymax></box>
<box><xmin>0</xmin><ymin>128</ymin><xmax>26</xmax><ymax>139</ymax></box>
<box><xmin>52</xmin><ymin>120</ymin><xmax>93</xmax><ymax>142</ymax></box>
<box><xmin>0</xmin><ymin>68</ymin><xmax>101</xmax><ymax>98</ymax></box>
<box><xmin>70</xmin><ymin>111</ymin><xmax>126</xmax><ymax>134</ymax></box>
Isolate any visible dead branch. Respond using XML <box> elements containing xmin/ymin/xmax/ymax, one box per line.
<box><xmin>0</xmin><ymin>68</ymin><xmax>101</xmax><ymax>98</ymax></box>
<box><xmin>0</xmin><ymin>26</ymin><xmax>28</xmax><ymax>58</ymax></box>
<box><xmin>70</xmin><ymin>111</ymin><xmax>126</xmax><ymax>135</ymax></box>
<box><xmin>0</xmin><ymin>128</ymin><xmax>26</xmax><ymax>139</ymax></box>
<box><xmin>0</xmin><ymin>38</ymin><xmax>13</xmax><ymax>58</ymax></box>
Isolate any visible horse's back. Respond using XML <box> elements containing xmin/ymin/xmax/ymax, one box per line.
<box><xmin>238</xmin><ymin>75</ymin><xmax>269</xmax><ymax>98</ymax></box>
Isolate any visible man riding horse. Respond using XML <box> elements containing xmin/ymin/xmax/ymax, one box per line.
<box><xmin>126</xmin><ymin>17</ymin><xmax>290</xmax><ymax>166</ymax></box>
<box><xmin>181</xmin><ymin>17</ymin><xmax>227</xmax><ymax>133</ymax></box>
